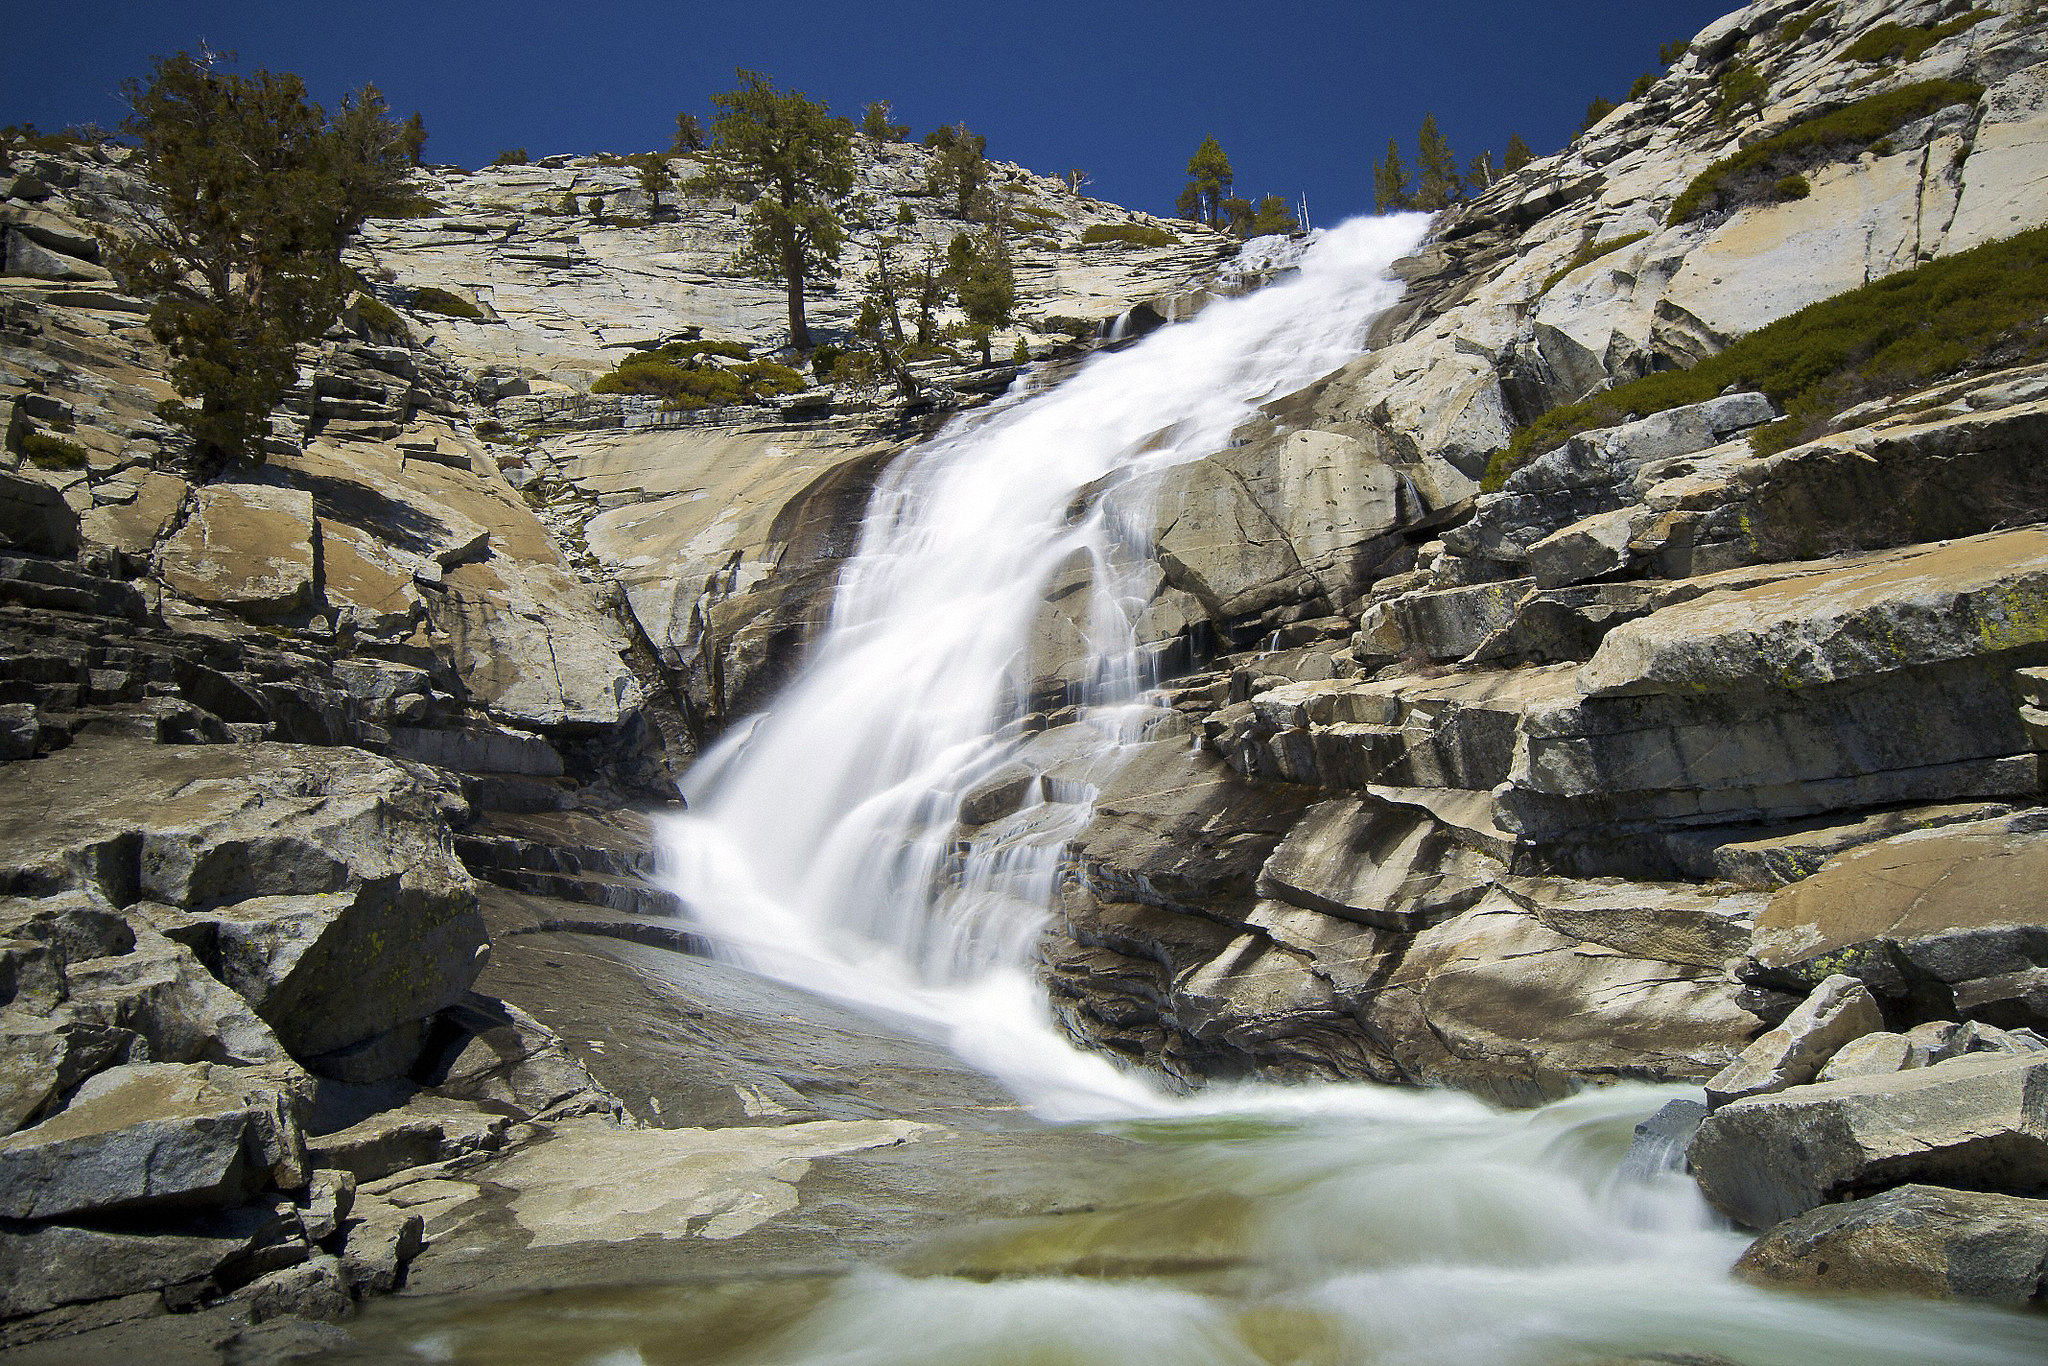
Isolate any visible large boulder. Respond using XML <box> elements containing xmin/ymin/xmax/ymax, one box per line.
<box><xmin>1735</xmin><ymin>1184</ymin><xmax>2048</xmax><ymax>1307</ymax></box>
<box><xmin>1703</xmin><ymin>974</ymin><xmax>1884</xmax><ymax>1106</ymax></box>
<box><xmin>0</xmin><ymin>1062</ymin><xmax>309</xmax><ymax>1221</ymax></box>
<box><xmin>0</xmin><ymin>738</ymin><xmax>487</xmax><ymax>1072</ymax></box>
<box><xmin>1689</xmin><ymin>1053</ymin><xmax>2048</xmax><ymax>1229</ymax></box>
<box><xmin>1748</xmin><ymin>813</ymin><xmax>2048</xmax><ymax>1031</ymax></box>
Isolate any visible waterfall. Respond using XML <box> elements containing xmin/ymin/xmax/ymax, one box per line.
<box><xmin>661</xmin><ymin>214</ymin><xmax>1431</xmax><ymax>1118</ymax></box>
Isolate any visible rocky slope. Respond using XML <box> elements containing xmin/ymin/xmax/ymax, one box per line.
<box><xmin>0</xmin><ymin>125</ymin><xmax>1243</xmax><ymax>1357</ymax></box>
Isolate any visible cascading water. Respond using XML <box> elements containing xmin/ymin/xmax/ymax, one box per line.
<box><xmin>593</xmin><ymin>218</ymin><xmax>2048</xmax><ymax>1366</ymax></box>
<box><xmin>663</xmin><ymin>215</ymin><xmax>1433</xmax><ymax>1118</ymax></box>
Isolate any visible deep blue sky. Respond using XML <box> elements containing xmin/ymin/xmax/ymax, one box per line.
<box><xmin>3</xmin><ymin>1</ymin><xmax>1736</xmax><ymax>223</ymax></box>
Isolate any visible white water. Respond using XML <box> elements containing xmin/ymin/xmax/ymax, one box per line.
<box><xmin>663</xmin><ymin>214</ymin><xmax>1432</xmax><ymax>1120</ymax></box>
<box><xmin>635</xmin><ymin>216</ymin><xmax>2048</xmax><ymax>1366</ymax></box>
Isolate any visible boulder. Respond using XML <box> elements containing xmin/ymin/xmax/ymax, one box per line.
<box><xmin>0</xmin><ymin>1062</ymin><xmax>309</xmax><ymax>1221</ymax></box>
<box><xmin>1689</xmin><ymin>1053</ymin><xmax>2048</xmax><ymax>1229</ymax></box>
<box><xmin>239</xmin><ymin>1253</ymin><xmax>352</xmax><ymax>1323</ymax></box>
<box><xmin>336</xmin><ymin>1194</ymin><xmax>424</xmax><ymax>1295</ymax></box>
<box><xmin>157</xmin><ymin>483</ymin><xmax>318</xmax><ymax>619</ymax></box>
<box><xmin>1255</xmin><ymin>796</ymin><xmax>1496</xmax><ymax>932</ymax></box>
<box><xmin>305</xmin><ymin>1093</ymin><xmax>513</xmax><ymax>1182</ymax></box>
<box><xmin>0</xmin><ymin>1200</ymin><xmax>309</xmax><ymax>1318</ymax></box>
<box><xmin>1619</xmin><ymin>1097</ymin><xmax>1709</xmax><ymax>1181</ymax></box>
<box><xmin>0</xmin><ymin>469</ymin><xmax>80</xmax><ymax>558</ymax></box>
<box><xmin>0</xmin><ymin>739</ymin><xmax>487</xmax><ymax>1067</ymax></box>
<box><xmin>1749</xmin><ymin>813</ymin><xmax>2048</xmax><ymax>1031</ymax></box>
<box><xmin>1703</xmin><ymin>974</ymin><xmax>1883</xmax><ymax>1106</ymax></box>
<box><xmin>419</xmin><ymin>993</ymin><xmax>619</xmax><ymax>1122</ymax></box>
<box><xmin>1815</xmin><ymin>1031</ymin><xmax>1915</xmax><ymax>1084</ymax></box>
<box><xmin>1735</xmin><ymin>1184</ymin><xmax>2048</xmax><ymax>1306</ymax></box>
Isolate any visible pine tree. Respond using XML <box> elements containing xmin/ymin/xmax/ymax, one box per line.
<box><xmin>1580</xmin><ymin>97</ymin><xmax>1619</xmax><ymax>135</ymax></box>
<box><xmin>1466</xmin><ymin>149</ymin><xmax>1496</xmax><ymax>192</ymax></box>
<box><xmin>1373</xmin><ymin>138</ymin><xmax>1413</xmax><ymax>213</ymax></box>
<box><xmin>695</xmin><ymin>69</ymin><xmax>855</xmax><ymax>350</ymax></box>
<box><xmin>1503</xmin><ymin>133</ymin><xmax>1535</xmax><ymax>172</ymax></box>
<box><xmin>925</xmin><ymin>122</ymin><xmax>988</xmax><ymax>218</ymax></box>
<box><xmin>398</xmin><ymin>111</ymin><xmax>427</xmax><ymax>165</ymax></box>
<box><xmin>113</xmin><ymin>51</ymin><xmax>413</xmax><ymax>468</ymax></box>
<box><xmin>1176</xmin><ymin>135</ymin><xmax>1234</xmax><ymax>229</ymax></box>
<box><xmin>955</xmin><ymin>225</ymin><xmax>1016</xmax><ymax>366</ymax></box>
<box><xmin>672</xmin><ymin>112</ymin><xmax>704</xmax><ymax>152</ymax></box>
<box><xmin>1414</xmin><ymin>113</ymin><xmax>1463</xmax><ymax>211</ymax></box>
<box><xmin>629</xmin><ymin>152</ymin><xmax>674</xmax><ymax>215</ymax></box>
<box><xmin>1244</xmin><ymin>194</ymin><xmax>1300</xmax><ymax>237</ymax></box>
<box><xmin>860</xmin><ymin>99</ymin><xmax>909</xmax><ymax>141</ymax></box>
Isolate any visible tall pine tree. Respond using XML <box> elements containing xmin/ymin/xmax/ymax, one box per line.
<box><xmin>695</xmin><ymin>69</ymin><xmax>854</xmax><ymax>350</ymax></box>
<box><xmin>1176</xmin><ymin>135</ymin><xmax>1234</xmax><ymax>229</ymax></box>
<box><xmin>1503</xmin><ymin>133</ymin><xmax>1535</xmax><ymax>172</ymax></box>
<box><xmin>1373</xmin><ymin>138</ymin><xmax>1412</xmax><ymax>213</ymax></box>
<box><xmin>1414</xmin><ymin>113</ymin><xmax>1463</xmax><ymax>211</ymax></box>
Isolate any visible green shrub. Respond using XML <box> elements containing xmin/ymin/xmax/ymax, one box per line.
<box><xmin>410</xmin><ymin>286</ymin><xmax>486</xmax><ymax>319</ymax></box>
<box><xmin>20</xmin><ymin>431</ymin><xmax>88</xmax><ymax>468</ymax></box>
<box><xmin>811</xmin><ymin>342</ymin><xmax>844</xmax><ymax>379</ymax></box>
<box><xmin>1668</xmin><ymin>79</ymin><xmax>1983</xmax><ymax>224</ymax></box>
<box><xmin>1628</xmin><ymin>72</ymin><xmax>1658</xmax><ymax>103</ymax></box>
<box><xmin>1775</xmin><ymin>172</ymin><xmax>1812</xmax><ymax>200</ymax></box>
<box><xmin>896</xmin><ymin>202</ymin><xmax>915</xmax><ymax>225</ymax></box>
<box><xmin>1779</xmin><ymin>5</ymin><xmax>1831</xmax><ymax>46</ymax></box>
<box><xmin>1080</xmin><ymin>222</ymin><xmax>1178</xmax><ymax>248</ymax></box>
<box><xmin>1482</xmin><ymin>224</ymin><xmax>2048</xmax><ymax>491</ymax></box>
<box><xmin>1011</xmin><ymin>335</ymin><xmax>1029</xmax><ymax>364</ymax></box>
<box><xmin>1716</xmin><ymin>63</ymin><xmax>1768</xmax><ymax>124</ymax></box>
<box><xmin>491</xmin><ymin>148</ymin><xmax>529</xmax><ymax>167</ymax></box>
<box><xmin>1011</xmin><ymin>202</ymin><xmax>1062</xmax><ymax>224</ymax></box>
<box><xmin>1540</xmin><ymin>230</ymin><xmax>1651</xmax><ymax>295</ymax></box>
<box><xmin>350</xmin><ymin>291</ymin><xmax>409</xmax><ymax>338</ymax></box>
<box><xmin>377</xmin><ymin>192</ymin><xmax>440</xmax><ymax>219</ymax></box>
<box><xmin>589</xmin><ymin>345</ymin><xmax>805</xmax><ymax>408</ymax></box>
<box><xmin>1840</xmin><ymin>10</ymin><xmax>1992</xmax><ymax>66</ymax></box>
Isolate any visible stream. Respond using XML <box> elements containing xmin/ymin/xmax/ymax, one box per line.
<box><xmin>354</xmin><ymin>217</ymin><xmax>2048</xmax><ymax>1365</ymax></box>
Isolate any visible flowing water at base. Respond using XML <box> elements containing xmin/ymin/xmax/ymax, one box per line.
<box><xmin>355</xmin><ymin>220</ymin><xmax>2048</xmax><ymax>1363</ymax></box>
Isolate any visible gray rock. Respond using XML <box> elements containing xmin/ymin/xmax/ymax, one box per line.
<box><xmin>337</xmin><ymin>1194</ymin><xmax>424</xmax><ymax>1295</ymax></box>
<box><xmin>1690</xmin><ymin>1053</ymin><xmax>2048</xmax><ymax>1229</ymax></box>
<box><xmin>1255</xmin><ymin>797</ymin><xmax>1495</xmax><ymax>932</ymax></box>
<box><xmin>298</xmin><ymin>1168</ymin><xmax>356</xmax><ymax>1244</ymax></box>
<box><xmin>1816</xmin><ymin>1031</ymin><xmax>1915</xmax><ymax>1083</ymax></box>
<box><xmin>0</xmin><ymin>1201</ymin><xmax>304</xmax><ymax>1318</ymax></box>
<box><xmin>1735</xmin><ymin>1184</ymin><xmax>2048</xmax><ymax>1306</ymax></box>
<box><xmin>1704</xmin><ymin>974</ymin><xmax>1884</xmax><ymax>1107</ymax></box>
<box><xmin>422</xmin><ymin>993</ymin><xmax>619</xmax><ymax>1121</ymax></box>
<box><xmin>0</xmin><ymin>738</ymin><xmax>488</xmax><ymax>1064</ymax></box>
<box><xmin>0</xmin><ymin>1062</ymin><xmax>309</xmax><ymax>1220</ymax></box>
<box><xmin>1620</xmin><ymin>1098</ymin><xmax>1708</xmax><ymax>1181</ymax></box>
<box><xmin>306</xmin><ymin>1093</ymin><xmax>513</xmax><ymax>1182</ymax></box>
<box><xmin>0</xmin><ymin>469</ymin><xmax>80</xmax><ymax>558</ymax></box>
<box><xmin>240</xmin><ymin>1253</ymin><xmax>352</xmax><ymax>1323</ymax></box>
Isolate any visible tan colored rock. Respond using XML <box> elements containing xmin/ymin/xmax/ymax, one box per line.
<box><xmin>157</xmin><ymin>483</ymin><xmax>317</xmax><ymax>618</ymax></box>
<box><xmin>1945</xmin><ymin>62</ymin><xmax>2048</xmax><ymax>254</ymax></box>
<box><xmin>1752</xmin><ymin>814</ymin><xmax>2048</xmax><ymax>1027</ymax></box>
<box><xmin>1690</xmin><ymin>1053</ymin><xmax>2048</xmax><ymax>1229</ymax></box>
<box><xmin>1816</xmin><ymin>1030</ymin><xmax>1915</xmax><ymax>1083</ymax></box>
<box><xmin>1579</xmin><ymin>526</ymin><xmax>2048</xmax><ymax>697</ymax></box>
<box><xmin>79</xmin><ymin>470</ymin><xmax>186</xmax><ymax>561</ymax></box>
<box><xmin>1735</xmin><ymin>1183</ymin><xmax>2048</xmax><ymax>1306</ymax></box>
<box><xmin>1705</xmin><ymin>974</ymin><xmax>1884</xmax><ymax>1106</ymax></box>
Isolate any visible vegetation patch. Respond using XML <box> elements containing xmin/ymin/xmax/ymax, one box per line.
<box><xmin>20</xmin><ymin>431</ymin><xmax>89</xmax><ymax>468</ymax></box>
<box><xmin>1778</xmin><ymin>5</ymin><xmax>1832</xmax><ymax>46</ymax></box>
<box><xmin>349</xmin><ymin>292</ymin><xmax>410</xmax><ymax>338</ymax></box>
<box><xmin>1715</xmin><ymin>63</ymin><xmax>1768</xmax><ymax>124</ymax></box>
<box><xmin>1540</xmin><ymin>231</ymin><xmax>1651</xmax><ymax>295</ymax></box>
<box><xmin>1667</xmin><ymin>79</ymin><xmax>1983</xmax><ymax>224</ymax></box>
<box><xmin>1482</xmin><ymin>224</ymin><xmax>2048</xmax><ymax>490</ymax></box>
<box><xmin>590</xmin><ymin>340</ymin><xmax>806</xmax><ymax>409</ymax></box>
<box><xmin>409</xmin><ymin>286</ymin><xmax>486</xmax><ymax>319</ymax></box>
<box><xmin>1839</xmin><ymin>10</ymin><xmax>1995</xmax><ymax>66</ymax></box>
<box><xmin>1010</xmin><ymin>202</ymin><xmax>1063</xmax><ymax>225</ymax></box>
<box><xmin>1079</xmin><ymin>222</ymin><xmax>1178</xmax><ymax>249</ymax></box>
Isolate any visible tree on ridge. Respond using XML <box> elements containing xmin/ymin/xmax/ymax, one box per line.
<box><xmin>694</xmin><ymin>69</ymin><xmax>855</xmax><ymax>351</ymax></box>
<box><xmin>1177</xmin><ymin>134</ymin><xmax>1234</xmax><ymax>229</ymax></box>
